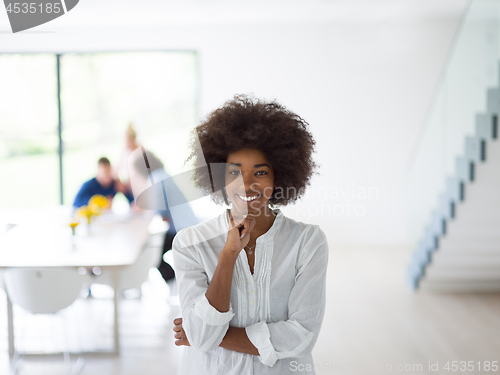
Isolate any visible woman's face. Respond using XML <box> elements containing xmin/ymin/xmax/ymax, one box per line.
<box><xmin>225</xmin><ymin>148</ymin><xmax>275</xmax><ymax>217</ymax></box>
<box><xmin>126</xmin><ymin>136</ymin><xmax>139</xmax><ymax>152</ymax></box>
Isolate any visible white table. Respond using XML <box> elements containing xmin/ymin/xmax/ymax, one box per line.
<box><xmin>0</xmin><ymin>208</ymin><xmax>154</xmax><ymax>356</ymax></box>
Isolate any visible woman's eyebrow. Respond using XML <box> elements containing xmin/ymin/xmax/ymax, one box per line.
<box><xmin>227</xmin><ymin>162</ymin><xmax>270</xmax><ymax>168</ymax></box>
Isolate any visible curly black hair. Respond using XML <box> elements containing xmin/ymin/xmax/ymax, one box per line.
<box><xmin>187</xmin><ymin>94</ymin><xmax>317</xmax><ymax>206</ymax></box>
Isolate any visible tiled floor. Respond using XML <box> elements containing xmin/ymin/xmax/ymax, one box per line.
<box><xmin>2</xmin><ymin>246</ymin><xmax>500</xmax><ymax>375</ymax></box>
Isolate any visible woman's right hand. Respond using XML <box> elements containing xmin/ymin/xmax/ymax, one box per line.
<box><xmin>173</xmin><ymin>317</ymin><xmax>190</xmax><ymax>347</ymax></box>
<box><xmin>224</xmin><ymin>212</ymin><xmax>256</xmax><ymax>255</ymax></box>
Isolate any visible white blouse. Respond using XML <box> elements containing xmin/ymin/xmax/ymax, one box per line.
<box><xmin>172</xmin><ymin>209</ymin><xmax>328</xmax><ymax>375</ymax></box>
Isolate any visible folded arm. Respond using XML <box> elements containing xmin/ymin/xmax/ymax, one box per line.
<box><xmin>172</xmin><ymin>239</ymin><xmax>235</xmax><ymax>352</ymax></box>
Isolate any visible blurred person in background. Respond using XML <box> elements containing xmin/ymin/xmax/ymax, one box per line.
<box><xmin>113</xmin><ymin>122</ymin><xmax>141</xmax><ymax>189</ymax></box>
<box><xmin>130</xmin><ymin>150</ymin><xmax>199</xmax><ymax>284</ymax></box>
<box><xmin>73</xmin><ymin>157</ymin><xmax>134</xmax><ymax>208</ymax></box>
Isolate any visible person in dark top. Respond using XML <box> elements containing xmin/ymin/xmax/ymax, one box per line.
<box><xmin>73</xmin><ymin>157</ymin><xmax>134</xmax><ymax>208</ymax></box>
<box><xmin>130</xmin><ymin>149</ymin><xmax>199</xmax><ymax>283</ymax></box>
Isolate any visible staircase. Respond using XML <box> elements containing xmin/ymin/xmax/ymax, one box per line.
<box><xmin>408</xmin><ymin>86</ymin><xmax>500</xmax><ymax>291</ymax></box>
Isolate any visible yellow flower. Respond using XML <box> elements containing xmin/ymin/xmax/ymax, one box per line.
<box><xmin>69</xmin><ymin>219</ymin><xmax>79</xmax><ymax>235</ymax></box>
<box><xmin>89</xmin><ymin>194</ymin><xmax>109</xmax><ymax>209</ymax></box>
<box><xmin>77</xmin><ymin>206</ymin><xmax>92</xmax><ymax>224</ymax></box>
<box><xmin>89</xmin><ymin>202</ymin><xmax>101</xmax><ymax>216</ymax></box>
<box><xmin>77</xmin><ymin>206</ymin><xmax>89</xmax><ymax>218</ymax></box>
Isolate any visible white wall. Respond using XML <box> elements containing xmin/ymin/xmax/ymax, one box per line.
<box><xmin>0</xmin><ymin>0</ymin><xmax>467</xmax><ymax>248</ymax></box>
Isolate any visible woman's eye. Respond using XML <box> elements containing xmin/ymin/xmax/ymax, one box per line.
<box><xmin>228</xmin><ymin>170</ymin><xmax>240</xmax><ymax>176</ymax></box>
<box><xmin>256</xmin><ymin>171</ymin><xmax>267</xmax><ymax>176</ymax></box>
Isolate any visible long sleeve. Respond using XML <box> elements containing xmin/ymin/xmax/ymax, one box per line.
<box><xmin>172</xmin><ymin>232</ymin><xmax>234</xmax><ymax>352</ymax></box>
<box><xmin>123</xmin><ymin>188</ymin><xmax>135</xmax><ymax>204</ymax></box>
<box><xmin>73</xmin><ymin>180</ymin><xmax>92</xmax><ymax>208</ymax></box>
<box><xmin>245</xmin><ymin>226</ymin><xmax>328</xmax><ymax>367</ymax></box>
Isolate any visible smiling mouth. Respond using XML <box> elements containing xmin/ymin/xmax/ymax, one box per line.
<box><xmin>236</xmin><ymin>193</ymin><xmax>261</xmax><ymax>202</ymax></box>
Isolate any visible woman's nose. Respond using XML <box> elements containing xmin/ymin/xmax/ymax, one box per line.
<box><xmin>243</xmin><ymin>175</ymin><xmax>257</xmax><ymax>192</ymax></box>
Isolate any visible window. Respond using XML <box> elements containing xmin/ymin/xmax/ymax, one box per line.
<box><xmin>0</xmin><ymin>52</ymin><xmax>198</xmax><ymax>209</ymax></box>
<box><xmin>0</xmin><ymin>54</ymin><xmax>59</xmax><ymax>209</ymax></box>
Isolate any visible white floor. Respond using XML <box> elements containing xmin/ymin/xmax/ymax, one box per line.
<box><xmin>1</xmin><ymin>246</ymin><xmax>500</xmax><ymax>375</ymax></box>
<box><xmin>0</xmin><ymin>270</ymin><xmax>183</xmax><ymax>375</ymax></box>
<box><xmin>315</xmin><ymin>246</ymin><xmax>500</xmax><ymax>375</ymax></box>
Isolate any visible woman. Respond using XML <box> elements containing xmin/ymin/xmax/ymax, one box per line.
<box><xmin>113</xmin><ymin>122</ymin><xmax>140</xmax><ymax>184</ymax></box>
<box><xmin>172</xmin><ymin>95</ymin><xmax>328</xmax><ymax>374</ymax></box>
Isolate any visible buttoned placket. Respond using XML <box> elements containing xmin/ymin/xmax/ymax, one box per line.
<box><xmin>239</xmin><ymin>249</ymin><xmax>257</xmax><ymax>319</ymax></box>
<box><xmin>227</xmin><ymin>209</ymin><xmax>281</xmax><ymax>325</ymax></box>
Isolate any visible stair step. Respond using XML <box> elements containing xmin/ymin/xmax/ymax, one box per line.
<box><xmin>475</xmin><ymin>113</ymin><xmax>497</xmax><ymax>141</ymax></box>
<box><xmin>487</xmin><ymin>88</ymin><xmax>500</xmax><ymax>113</ymax></box>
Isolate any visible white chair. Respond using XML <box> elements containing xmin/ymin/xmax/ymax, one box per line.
<box><xmin>3</xmin><ymin>267</ymin><xmax>87</xmax><ymax>375</ymax></box>
<box><xmin>92</xmin><ymin>243</ymin><xmax>162</xmax><ymax>292</ymax></box>
<box><xmin>0</xmin><ymin>225</ymin><xmax>15</xmax><ymax>295</ymax></box>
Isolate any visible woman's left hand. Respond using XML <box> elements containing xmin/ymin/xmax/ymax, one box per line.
<box><xmin>173</xmin><ymin>317</ymin><xmax>190</xmax><ymax>346</ymax></box>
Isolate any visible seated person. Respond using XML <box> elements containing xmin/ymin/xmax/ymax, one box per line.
<box><xmin>73</xmin><ymin>157</ymin><xmax>134</xmax><ymax>208</ymax></box>
<box><xmin>130</xmin><ymin>150</ymin><xmax>199</xmax><ymax>283</ymax></box>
